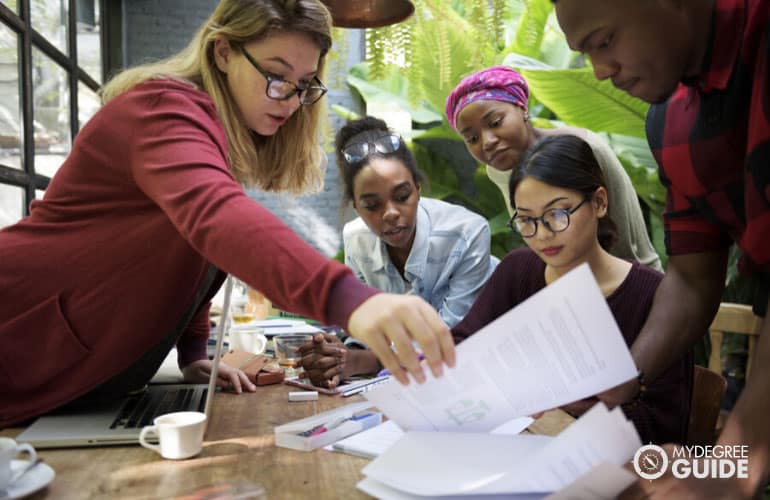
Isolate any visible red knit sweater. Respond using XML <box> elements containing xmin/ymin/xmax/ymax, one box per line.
<box><xmin>0</xmin><ymin>79</ymin><xmax>376</xmax><ymax>425</ymax></box>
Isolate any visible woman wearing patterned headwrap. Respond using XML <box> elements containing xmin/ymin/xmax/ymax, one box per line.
<box><xmin>446</xmin><ymin>66</ymin><xmax>661</xmax><ymax>271</ymax></box>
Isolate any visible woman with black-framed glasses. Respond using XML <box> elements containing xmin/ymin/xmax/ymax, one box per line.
<box><xmin>452</xmin><ymin>135</ymin><xmax>693</xmax><ymax>445</ymax></box>
<box><xmin>296</xmin><ymin>116</ymin><xmax>499</xmax><ymax>389</ymax></box>
<box><xmin>0</xmin><ymin>0</ymin><xmax>455</xmax><ymax>426</ymax></box>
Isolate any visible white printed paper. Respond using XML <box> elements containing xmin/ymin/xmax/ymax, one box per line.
<box><xmin>364</xmin><ymin>264</ymin><xmax>637</xmax><ymax>431</ymax></box>
<box><xmin>359</xmin><ymin>403</ymin><xmax>641</xmax><ymax>497</ymax></box>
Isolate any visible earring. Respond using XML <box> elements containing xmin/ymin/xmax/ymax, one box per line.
<box><xmin>523</xmin><ymin>112</ymin><xmax>529</xmax><ymax>122</ymax></box>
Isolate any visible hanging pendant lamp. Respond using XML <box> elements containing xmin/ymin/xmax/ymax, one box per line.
<box><xmin>320</xmin><ymin>0</ymin><xmax>415</xmax><ymax>28</ymax></box>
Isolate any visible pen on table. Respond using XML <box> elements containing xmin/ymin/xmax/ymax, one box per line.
<box><xmin>377</xmin><ymin>353</ymin><xmax>425</xmax><ymax>377</ymax></box>
<box><xmin>297</xmin><ymin>413</ymin><xmax>375</xmax><ymax>437</ymax></box>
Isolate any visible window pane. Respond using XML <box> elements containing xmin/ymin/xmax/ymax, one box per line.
<box><xmin>35</xmin><ymin>188</ymin><xmax>45</xmax><ymax>199</ymax></box>
<box><xmin>0</xmin><ymin>183</ymin><xmax>23</xmax><ymax>228</ymax></box>
<box><xmin>33</xmin><ymin>47</ymin><xmax>70</xmax><ymax>178</ymax></box>
<box><xmin>76</xmin><ymin>0</ymin><xmax>101</xmax><ymax>83</ymax></box>
<box><xmin>1</xmin><ymin>1</ymin><xmax>19</xmax><ymax>14</ymax></box>
<box><xmin>0</xmin><ymin>23</ymin><xmax>22</xmax><ymax>169</ymax></box>
<box><xmin>31</xmin><ymin>0</ymin><xmax>69</xmax><ymax>55</ymax></box>
<box><xmin>78</xmin><ymin>81</ymin><xmax>99</xmax><ymax>128</ymax></box>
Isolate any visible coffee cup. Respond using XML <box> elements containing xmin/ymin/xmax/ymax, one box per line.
<box><xmin>139</xmin><ymin>411</ymin><xmax>206</xmax><ymax>460</ymax></box>
<box><xmin>0</xmin><ymin>437</ymin><xmax>36</xmax><ymax>489</ymax></box>
<box><xmin>228</xmin><ymin>326</ymin><xmax>268</xmax><ymax>355</ymax></box>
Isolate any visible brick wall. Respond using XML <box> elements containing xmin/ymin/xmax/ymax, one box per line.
<box><xmin>122</xmin><ymin>1</ymin><xmax>363</xmax><ymax>257</ymax></box>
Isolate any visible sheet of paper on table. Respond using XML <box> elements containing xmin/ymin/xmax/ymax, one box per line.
<box><xmin>328</xmin><ymin>416</ymin><xmax>534</xmax><ymax>460</ymax></box>
<box><xmin>364</xmin><ymin>263</ymin><xmax>638</xmax><ymax>432</ymax></box>
<box><xmin>357</xmin><ymin>403</ymin><xmax>641</xmax><ymax>498</ymax></box>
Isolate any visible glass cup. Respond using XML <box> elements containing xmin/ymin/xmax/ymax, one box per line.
<box><xmin>273</xmin><ymin>334</ymin><xmax>313</xmax><ymax>373</ymax></box>
<box><xmin>230</xmin><ymin>296</ymin><xmax>255</xmax><ymax>325</ymax></box>
<box><xmin>230</xmin><ymin>283</ymin><xmax>271</xmax><ymax>324</ymax></box>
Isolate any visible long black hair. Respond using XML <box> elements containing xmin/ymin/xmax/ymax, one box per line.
<box><xmin>335</xmin><ymin>116</ymin><xmax>422</xmax><ymax>203</ymax></box>
<box><xmin>510</xmin><ymin>135</ymin><xmax>618</xmax><ymax>251</ymax></box>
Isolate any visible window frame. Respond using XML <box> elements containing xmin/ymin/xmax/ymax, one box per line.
<box><xmin>0</xmin><ymin>0</ymin><xmax>118</xmax><ymax>219</ymax></box>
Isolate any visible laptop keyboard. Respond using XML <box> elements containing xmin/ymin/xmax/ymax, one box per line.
<box><xmin>109</xmin><ymin>387</ymin><xmax>207</xmax><ymax>429</ymax></box>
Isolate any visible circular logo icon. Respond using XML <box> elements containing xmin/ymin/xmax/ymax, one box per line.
<box><xmin>633</xmin><ymin>444</ymin><xmax>669</xmax><ymax>480</ymax></box>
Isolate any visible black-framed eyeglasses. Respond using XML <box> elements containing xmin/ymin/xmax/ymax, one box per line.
<box><xmin>342</xmin><ymin>134</ymin><xmax>401</xmax><ymax>163</ymax></box>
<box><xmin>507</xmin><ymin>196</ymin><xmax>590</xmax><ymax>237</ymax></box>
<box><xmin>238</xmin><ymin>45</ymin><xmax>327</xmax><ymax>106</ymax></box>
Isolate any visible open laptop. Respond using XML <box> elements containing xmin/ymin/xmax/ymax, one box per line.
<box><xmin>17</xmin><ymin>276</ymin><xmax>234</xmax><ymax>449</ymax></box>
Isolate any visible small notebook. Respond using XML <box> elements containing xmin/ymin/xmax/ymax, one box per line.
<box><xmin>330</xmin><ymin>419</ymin><xmax>404</xmax><ymax>459</ymax></box>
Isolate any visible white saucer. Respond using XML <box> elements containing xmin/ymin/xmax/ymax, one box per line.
<box><xmin>0</xmin><ymin>460</ymin><xmax>55</xmax><ymax>500</ymax></box>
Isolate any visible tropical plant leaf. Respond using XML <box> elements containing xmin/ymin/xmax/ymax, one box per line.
<box><xmin>330</xmin><ymin>104</ymin><xmax>361</xmax><ymax>121</ymax></box>
<box><xmin>410</xmin><ymin>7</ymin><xmax>501</xmax><ymax>114</ymax></box>
<box><xmin>410</xmin><ymin>140</ymin><xmax>460</xmax><ymax>200</ymax></box>
<box><xmin>347</xmin><ymin>64</ymin><xmax>443</xmax><ymax>125</ymax></box>
<box><xmin>604</xmin><ymin>133</ymin><xmax>666</xmax><ymax>214</ymax></box>
<box><xmin>472</xmin><ymin>164</ymin><xmax>508</xmax><ymax>218</ymax></box>
<box><xmin>488</xmin><ymin>210</ymin><xmax>512</xmax><ymax>236</ymax></box>
<box><xmin>510</xmin><ymin>0</ymin><xmax>552</xmax><ymax>59</ymax></box>
<box><xmin>413</xmin><ymin>122</ymin><xmax>463</xmax><ymax>141</ymax></box>
<box><xmin>347</xmin><ymin>0</ymin><xmax>666</xmax><ymax>261</ymax></box>
<box><xmin>522</xmin><ymin>68</ymin><xmax>648</xmax><ymax>137</ymax></box>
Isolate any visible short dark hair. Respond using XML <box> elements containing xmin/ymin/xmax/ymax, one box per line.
<box><xmin>335</xmin><ymin>116</ymin><xmax>422</xmax><ymax>203</ymax></box>
<box><xmin>509</xmin><ymin>135</ymin><xmax>618</xmax><ymax>251</ymax></box>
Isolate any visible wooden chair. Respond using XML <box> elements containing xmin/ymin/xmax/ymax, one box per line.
<box><xmin>708</xmin><ymin>302</ymin><xmax>762</xmax><ymax>378</ymax></box>
<box><xmin>687</xmin><ymin>365</ymin><xmax>726</xmax><ymax>445</ymax></box>
<box><xmin>705</xmin><ymin>302</ymin><xmax>763</xmax><ymax>440</ymax></box>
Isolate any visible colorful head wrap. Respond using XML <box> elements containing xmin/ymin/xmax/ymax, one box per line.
<box><xmin>445</xmin><ymin>65</ymin><xmax>529</xmax><ymax>130</ymax></box>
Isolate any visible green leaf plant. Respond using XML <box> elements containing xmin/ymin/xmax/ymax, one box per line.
<box><xmin>338</xmin><ymin>0</ymin><xmax>662</xmax><ymax>264</ymax></box>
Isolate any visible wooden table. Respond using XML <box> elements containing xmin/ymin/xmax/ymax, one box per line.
<box><xmin>2</xmin><ymin>385</ymin><xmax>574</xmax><ymax>499</ymax></box>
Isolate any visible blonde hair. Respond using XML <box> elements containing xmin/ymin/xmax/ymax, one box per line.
<box><xmin>101</xmin><ymin>0</ymin><xmax>333</xmax><ymax>194</ymax></box>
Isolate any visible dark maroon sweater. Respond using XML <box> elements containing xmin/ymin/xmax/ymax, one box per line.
<box><xmin>453</xmin><ymin>248</ymin><xmax>693</xmax><ymax>444</ymax></box>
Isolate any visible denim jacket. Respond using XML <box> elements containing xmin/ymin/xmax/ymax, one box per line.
<box><xmin>343</xmin><ymin>198</ymin><xmax>499</xmax><ymax>327</ymax></box>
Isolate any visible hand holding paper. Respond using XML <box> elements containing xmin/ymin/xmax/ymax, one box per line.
<box><xmin>364</xmin><ymin>264</ymin><xmax>638</xmax><ymax>432</ymax></box>
<box><xmin>347</xmin><ymin>294</ymin><xmax>455</xmax><ymax>385</ymax></box>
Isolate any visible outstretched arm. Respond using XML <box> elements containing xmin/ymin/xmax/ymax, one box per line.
<box><xmin>598</xmin><ymin>250</ymin><xmax>727</xmax><ymax>407</ymax></box>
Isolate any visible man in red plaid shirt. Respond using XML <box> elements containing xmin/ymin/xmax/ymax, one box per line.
<box><xmin>553</xmin><ymin>0</ymin><xmax>770</xmax><ymax>497</ymax></box>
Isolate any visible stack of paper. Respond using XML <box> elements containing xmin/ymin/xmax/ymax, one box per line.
<box><xmin>364</xmin><ymin>264</ymin><xmax>638</xmax><ymax>432</ymax></box>
<box><xmin>357</xmin><ymin>403</ymin><xmax>641</xmax><ymax>499</ymax></box>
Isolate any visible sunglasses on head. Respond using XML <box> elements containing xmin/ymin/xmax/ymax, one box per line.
<box><xmin>341</xmin><ymin>134</ymin><xmax>401</xmax><ymax>163</ymax></box>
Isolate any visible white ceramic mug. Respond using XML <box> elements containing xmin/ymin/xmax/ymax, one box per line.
<box><xmin>139</xmin><ymin>411</ymin><xmax>206</xmax><ymax>460</ymax></box>
<box><xmin>228</xmin><ymin>326</ymin><xmax>268</xmax><ymax>354</ymax></box>
<box><xmin>0</xmin><ymin>437</ymin><xmax>37</xmax><ymax>489</ymax></box>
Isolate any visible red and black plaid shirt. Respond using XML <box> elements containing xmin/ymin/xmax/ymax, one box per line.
<box><xmin>647</xmin><ymin>0</ymin><xmax>770</xmax><ymax>276</ymax></box>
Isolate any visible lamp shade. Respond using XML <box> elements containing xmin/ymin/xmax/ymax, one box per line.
<box><xmin>321</xmin><ymin>0</ymin><xmax>415</xmax><ymax>28</ymax></box>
